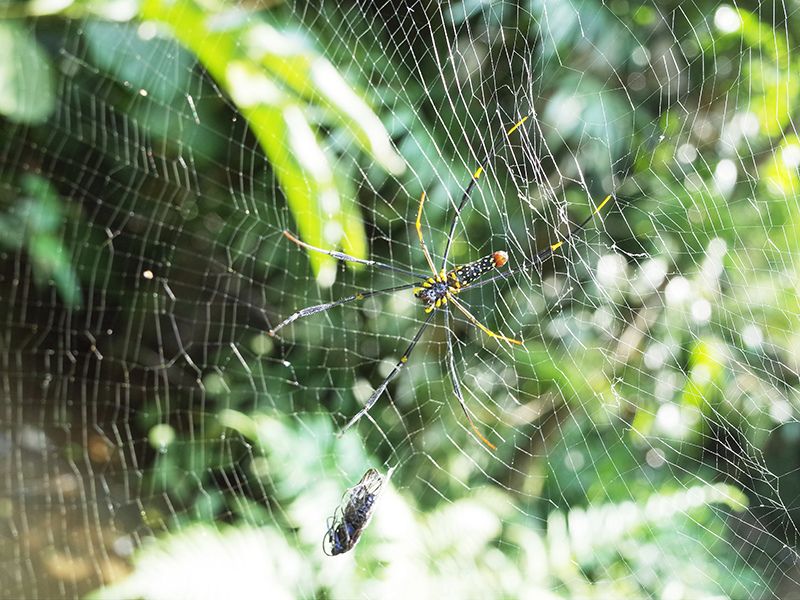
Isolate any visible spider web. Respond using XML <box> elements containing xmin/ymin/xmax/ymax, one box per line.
<box><xmin>1</xmin><ymin>1</ymin><xmax>798</xmax><ymax>598</ymax></box>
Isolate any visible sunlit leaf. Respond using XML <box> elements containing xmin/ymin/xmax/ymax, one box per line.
<box><xmin>0</xmin><ymin>21</ymin><xmax>55</xmax><ymax>124</ymax></box>
<box><xmin>138</xmin><ymin>0</ymin><xmax>405</xmax><ymax>281</ymax></box>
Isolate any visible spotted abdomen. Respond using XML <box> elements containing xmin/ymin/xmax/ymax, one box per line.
<box><xmin>449</xmin><ymin>251</ymin><xmax>508</xmax><ymax>288</ymax></box>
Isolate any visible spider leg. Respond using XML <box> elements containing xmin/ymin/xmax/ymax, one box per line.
<box><xmin>415</xmin><ymin>192</ymin><xmax>439</xmax><ymax>276</ymax></box>
<box><xmin>269</xmin><ymin>282</ymin><xmax>420</xmax><ymax>336</ymax></box>
<box><xmin>337</xmin><ymin>310</ymin><xmax>437</xmax><ymax>438</ymax></box>
<box><xmin>448</xmin><ymin>296</ymin><xmax>522</xmax><ymax>346</ymax></box>
<box><xmin>440</xmin><ymin>165</ymin><xmax>484</xmax><ymax>272</ymax></box>
<box><xmin>440</xmin><ymin>117</ymin><xmax>529</xmax><ymax>271</ymax></box>
<box><xmin>445</xmin><ymin>308</ymin><xmax>497</xmax><ymax>450</ymax></box>
<box><xmin>283</xmin><ymin>231</ymin><xmax>428</xmax><ymax>280</ymax></box>
<box><xmin>545</xmin><ymin>194</ymin><xmax>613</xmax><ymax>255</ymax></box>
<box><xmin>459</xmin><ymin>194</ymin><xmax>613</xmax><ymax>292</ymax></box>
<box><xmin>506</xmin><ymin>116</ymin><xmax>529</xmax><ymax>136</ymax></box>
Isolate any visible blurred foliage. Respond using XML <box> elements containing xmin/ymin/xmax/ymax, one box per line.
<box><xmin>138</xmin><ymin>0</ymin><xmax>405</xmax><ymax>283</ymax></box>
<box><xmin>1</xmin><ymin>0</ymin><xmax>800</xmax><ymax>598</ymax></box>
<box><xmin>0</xmin><ymin>21</ymin><xmax>54</xmax><ymax>123</ymax></box>
<box><xmin>96</xmin><ymin>411</ymin><xmax>762</xmax><ymax>600</ymax></box>
<box><xmin>0</xmin><ymin>174</ymin><xmax>82</xmax><ymax>308</ymax></box>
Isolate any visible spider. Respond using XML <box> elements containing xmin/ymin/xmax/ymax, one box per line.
<box><xmin>270</xmin><ymin>118</ymin><xmax>612</xmax><ymax>449</ymax></box>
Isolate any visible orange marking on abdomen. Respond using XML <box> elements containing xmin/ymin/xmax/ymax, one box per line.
<box><xmin>493</xmin><ymin>251</ymin><xmax>509</xmax><ymax>267</ymax></box>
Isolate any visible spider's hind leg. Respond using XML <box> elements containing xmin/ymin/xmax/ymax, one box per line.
<box><xmin>444</xmin><ymin>308</ymin><xmax>497</xmax><ymax>450</ymax></box>
<box><xmin>337</xmin><ymin>310</ymin><xmax>437</xmax><ymax>437</ymax></box>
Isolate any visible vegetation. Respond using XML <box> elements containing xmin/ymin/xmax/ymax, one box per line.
<box><xmin>1</xmin><ymin>0</ymin><xmax>798</xmax><ymax>598</ymax></box>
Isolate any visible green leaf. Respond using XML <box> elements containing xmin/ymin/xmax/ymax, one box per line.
<box><xmin>82</xmin><ymin>20</ymin><xmax>195</xmax><ymax>104</ymax></box>
<box><xmin>0</xmin><ymin>175</ymin><xmax>85</xmax><ymax>309</ymax></box>
<box><xmin>0</xmin><ymin>21</ymin><xmax>55</xmax><ymax>124</ymax></box>
<box><xmin>138</xmin><ymin>0</ymin><xmax>405</xmax><ymax>281</ymax></box>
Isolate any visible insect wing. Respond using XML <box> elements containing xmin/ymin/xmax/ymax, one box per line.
<box><xmin>322</xmin><ymin>466</ymin><xmax>395</xmax><ymax>556</ymax></box>
<box><xmin>354</xmin><ymin>468</ymin><xmax>387</xmax><ymax>497</ymax></box>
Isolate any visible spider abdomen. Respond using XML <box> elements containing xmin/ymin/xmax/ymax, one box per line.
<box><xmin>451</xmin><ymin>251</ymin><xmax>508</xmax><ymax>287</ymax></box>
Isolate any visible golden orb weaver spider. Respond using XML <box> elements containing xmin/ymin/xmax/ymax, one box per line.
<box><xmin>269</xmin><ymin>117</ymin><xmax>612</xmax><ymax>449</ymax></box>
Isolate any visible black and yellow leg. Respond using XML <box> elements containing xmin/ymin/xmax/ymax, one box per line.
<box><xmin>284</xmin><ymin>231</ymin><xmax>428</xmax><ymax>280</ymax></box>
<box><xmin>445</xmin><ymin>308</ymin><xmax>497</xmax><ymax>450</ymax></box>
<box><xmin>269</xmin><ymin>282</ymin><xmax>420</xmax><ymax>336</ymax></box>
<box><xmin>337</xmin><ymin>310</ymin><xmax>437</xmax><ymax>438</ymax></box>
<box><xmin>415</xmin><ymin>193</ymin><xmax>439</xmax><ymax>276</ymax></box>
<box><xmin>449</xmin><ymin>296</ymin><xmax>522</xmax><ymax>346</ymax></box>
<box><xmin>459</xmin><ymin>194</ymin><xmax>614</xmax><ymax>292</ymax></box>
<box><xmin>439</xmin><ymin>116</ymin><xmax>529</xmax><ymax>271</ymax></box>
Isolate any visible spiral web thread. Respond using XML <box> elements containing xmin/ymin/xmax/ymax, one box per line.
<box><xmin>1</xmin><ymin>2</ymin><xmax>798</xmax><ymax>598</ymax></box>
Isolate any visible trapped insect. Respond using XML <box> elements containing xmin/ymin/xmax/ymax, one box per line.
<box><xmin>323</xmin><ymin>466</ymin><xmax>395</xmax><ymax>556</ymax></box>
<box><xmin>270</xmin><ymin>117</ymin><xmax>612</xmax><ymax>448</ymax></box>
